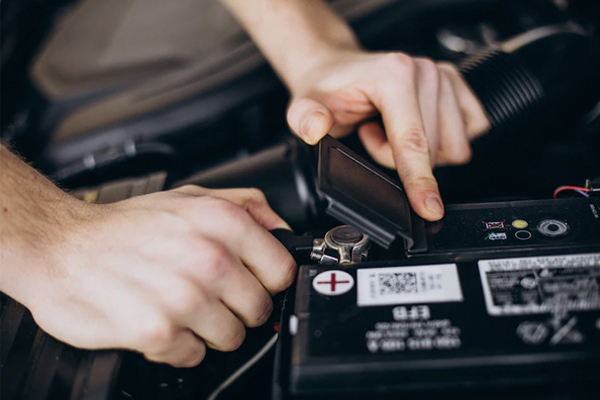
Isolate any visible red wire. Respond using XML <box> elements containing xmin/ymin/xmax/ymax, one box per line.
<box><xmin>553</xmin><ymin>185</ymin><xmax>590</xmax><ymax>199</ymax></box>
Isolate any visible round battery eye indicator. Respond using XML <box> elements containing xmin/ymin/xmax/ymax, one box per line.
<box><xmin>512</xmin><ymin>219</ymin><xmax>528</xmax><ymax>229</ymax></box>
<box><xmin>515</xmin><ymin>230</ymin><xmax>532</xmax><ymax>241</ymax></box>
<box><xmin>537</xmin><ymin>219</ymin><xmax>569</xmax><ymax>237</ymax></box>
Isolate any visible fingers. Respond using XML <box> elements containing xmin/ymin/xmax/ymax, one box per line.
<box><xmin>194</xmin><ymin>198</ymin><xmax>296</xmax><ymax>294</ymax></box>
<box><xmin>413</xmin><ymin>58</ymin><xmax>441</xmax><ymax>166</ymax></box>
<box><xmin>287</xmin><ymin>97</ymin><xmax>335</xmax><ymax>144</ymax></box>
<box><xmin>174</xmin><ymin>185</ymin><xmax>297</xmax><ymax>291</ymax></box>
<box><xmin>173</xmin><ymin>188</ymin><xmax>297</xmax><ymax>294</ymax></box>
<box><xmin>437</xmin><ymin>62</ymin><xmax>490</xmax><ymax>139</ymax></box>
<box><xmin>174</xmin><ymin>186</ymin><xmax>297</xmax><ymax>294</ymax></box>
<box><xmin>217</xmin><ymin>188</ymin><xmax>291</xmax><ymax>231</ymax></box>
<box><xmin>436</xmin><ymin>70</ymin><xmax>472</xmax><ymax>165</ymax></box>
<box><xmin>39</xmin><ymin>184</ymin><xmax>293</xmax><ymax>370</ymax></box>
<box><xmin>357</xmin><ymin>56</ymin><xmax>491</xmax><ymax>220</ymax></box>
<box><xmin>358</xmin><ymin>121</ymin><xmax>394</xmax><ymax>169</ymax></box>
<box><xmin>414</xmin><ymin>58</ymin><xmax>471</xmax><ymax>166</ymax></box>
<box><xmin>135</xmin><ymin>238</ymin><xmax>278</xmax><ymax>364</ymax></box>
<box><xmin>366</xmin><ymin>54</ymin><xmax>443</xmax><ymax>221</ymax></box>
<box><xmin>137</xmin><ymin>242</ymin><xmax>275</xmax><ymax>363</ymax></box>
<box><xmin>283</xmin><ymin>55</ymin><xmax>489</xmax><ymax>223</ymax></box>
<box><xmin>144</xmin><ymin>329</ymin><xmax>206</xmax><ymax>368</ymax></box>
<box><xmin>214</xmin><ymin>257</ymin><xmax>274</xmax><ymax>328</ymax></box>
<box><xmin>184</xmin><ymin>241</ymin><xmax>275</xmax><ymax>328</ymax></box>
<box><xmin>144</xmin><ymin>185</ymin><xmax>294</xmax><ymax>367</ymax></box>
<box><xmin>174</xmin><ymin>186</ymin><xmax>291</xmax><ymax>231</ymax></box>
<box><xmin>184</xmin><ymin>298</ymin><xmax>247</xmax><ymax>352</ymax></box>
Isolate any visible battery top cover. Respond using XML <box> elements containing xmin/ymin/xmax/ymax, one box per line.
<box><xmin>287</xmin><ymin>252</ymin><xmax>600</xmax><ymax>398</ymax></box>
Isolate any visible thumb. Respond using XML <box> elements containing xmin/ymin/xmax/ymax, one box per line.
<box><xmin>287</xmin><ymin>97</ymin><xmax>334</xmax><ymax>144</ymax></box>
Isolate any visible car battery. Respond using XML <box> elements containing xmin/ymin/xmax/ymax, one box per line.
<box><xmin>273</xmin><ymin>136</ymin><xmax>600</xmax><ymax>400</ymax></box>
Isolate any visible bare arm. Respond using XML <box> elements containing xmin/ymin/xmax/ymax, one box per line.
<box><xmin>0</xmin><ymin>145</ymin><xmax>81</xmax><ymax>305</ymax></box>
<box><xmin>0</xmin><ymin>145</ymin><xmax>295</xmax><ymax>367</ymax></box>
<box><xmin>220</xmin><ymin>0</ymin><xmax>490</xmax><ymax>221</ymax></box>
<box><xmin>220</xmin><ymin>0</ymin><xmax>360</xmax><ymax>89</ymax></box>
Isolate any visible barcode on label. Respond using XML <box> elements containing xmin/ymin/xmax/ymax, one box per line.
<box><xmin>378</xmin><ymin>272</ymin><xmax>417</xmax><ymax>295</ymax></box>
<box><xmin>357</xmin><ymin>264</ymin><xmax>463</xmax><ymax>307</ymax></box>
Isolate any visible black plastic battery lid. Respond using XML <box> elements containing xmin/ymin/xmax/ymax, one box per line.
<box><xmin>317</xmin><ymin>135</ymin><xmax>414</xmax><ymax>249</ymax></box>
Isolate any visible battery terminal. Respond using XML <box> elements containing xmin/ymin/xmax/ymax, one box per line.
<box><xmin>585</xmin><ymin>178</ymin><xmax>600</xmax><ymax>197</ymax></box>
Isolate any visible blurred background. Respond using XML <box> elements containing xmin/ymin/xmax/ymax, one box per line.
<box><xmin>2</xmin><ymin>0</ymin><xmax>599</xmax><ymax>206</ymax></box>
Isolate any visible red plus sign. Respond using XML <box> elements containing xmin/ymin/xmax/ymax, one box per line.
<box><xmin>316</xmin><ymin>273</ymin><xmax>350</xmax><ymax>292</ymax></box>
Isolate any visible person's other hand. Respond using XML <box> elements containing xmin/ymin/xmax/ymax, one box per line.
<box><xmin>287</xmin><ymin>52</ymin><xmax>490</xmax><ymax>221</ymax></box>
<box><xmin>24</xmin><ymin>186</ymin><xmax>296</xmax><ymax>368</ymax></box>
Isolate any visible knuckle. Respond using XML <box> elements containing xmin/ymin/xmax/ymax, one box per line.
<box><xmin>404</xmin><ymin>174</ymin><xmax>438</xmax><ymax>189</ymax></box>
<box><xmin>482</xmin><ymin>118</ymin><xmax>491</xmax><ymax>133</ymax></box>
<box><xmin>179</xmin><ymin>184</ymin><xmax>201</xmax><ymax>194</ymax></box>
<box><xmin>267</xmin><ymin>257</ymin><xmax>297</xmax><ymax>293</ymax></box>
<box><xmin>449</xmin><ymin>146</ymin><xmax>472</xmax><ymax>165</ymax></box>
<box><xmin>199</xmin><ymin>244</ymin><xmax>232</xmax><ymax>283</ymax></box>
<box><xmin>146</xmin><ymin>210</ymin><xmax>181</xmax><ymax>231</ymax></box>
<box><xmin>417</xmin><ymin>58</ymin><xmax>439</xmax><ymax>78</ymax></box>
<box><xmin>247</xmin><ymin>297</ymin><xmax>274</xmax><ymax>328</ymax></box>
<box><xmin>398</xmin><ymin>128</ymin><xmax>430</xmax><ymax>155</ymax></box>
<box><xmin>170</xmin><ymin>283</ymin><xmax>203</xmax><ymax>315</ymax></box>
<box><xmin>221</xmin><ymin>325</ymin><xmax>246</xmax><ymax>352</ymax></box>
<box><xmin>172</xmin><ymin>185</ymin><xmax>206</xmax><ymax>200</ymax></box>
<box><xmin>472</xmin><ymin>117</ymin><xmax>491</xmax><ymax>136</ymax></box>
<box><xmin>143</xmin><ymin>352</ymin><xmax>166</xmax><ymax>365</ymax></box>
<box><xmin>181</xmin><ymin>342</ymin><xmax>207</xmax><ymax>368</ymax></box>
<box><xmin>246</xmin><ymin>187</ymin><xmax>268</xmax><ymax>205</ymax></box>
<box><xmin>203</xmin><ymin>196</ymin><xmax>241</xmax><ymax>218</ymax></box>
<box><xmin>138</xmin><ymin>317</ymin><xmax>175</xmax><ymax>352</ymax></box>
<box><xmin>290</xmin><ymin>97</ymin><xmax>312</xmax><ymax>110</ymax></box>
<box><xmin>437</xmin><ymin>61</ymin><xmax>459</xmax><ymax>76</ymax></box>
<box><xmin>380</xmin><ymin>53</ymin><xmax>415</xmax><ymax>75</ymax></box>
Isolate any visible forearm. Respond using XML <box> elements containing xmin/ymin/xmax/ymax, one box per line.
<box><xmin>220</xmin><ymin>0</ymin><xmax>361</xmax><ymax>88</ymax></box>
<box><xmin>0</xmin><ymin>145</ymin><xmax>85</xmax><ymax>305</ymax></box>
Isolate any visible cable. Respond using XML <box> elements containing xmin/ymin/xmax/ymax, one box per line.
<box><xmin>553</xmin><ymin>185</ymin><xmax>590</xmax><ymax>199</ymax></box>
<box><xmin>206</xmin><ymin>333</ymin><xmax>278</xmax><ymax>400</ymax></box>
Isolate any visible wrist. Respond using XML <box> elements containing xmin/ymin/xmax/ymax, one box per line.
<box><xmin>220</xmin><ymin>0</ymin><xmax>362</xmax><ymax>93</ymax></box>
<box><xmin>0</xmin><ymin>185</ymin><xmax>94</xmax><ymax>309</ymax></box>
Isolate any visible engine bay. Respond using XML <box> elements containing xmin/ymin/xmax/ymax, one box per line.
<box><xmin>2</xmin><ymin>1</ymin><xmax>600</xmax><ymax>399</ymax></box>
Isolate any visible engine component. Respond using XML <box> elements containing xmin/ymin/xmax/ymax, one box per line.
<box><xmin>310</xmin><ymin>225</ymin><xmax>370</xmax><ymax>265</ymax></box>
<box><xmin>537</xmin><ymin>218</ymin><xmax>569</xmax><ymax>237</ymax></box>
<box><xmin>274</xmin><ymin>135</ymin><xmax>600</xmax><ymax>400</ymax></box>
<box><xmin>460</xmin><ymin>24</ymin><xmax>600</xmax><ymax>136</ymax></box>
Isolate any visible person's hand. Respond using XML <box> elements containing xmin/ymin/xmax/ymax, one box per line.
<box><xmin>287</xmin><ymin>52</ymin><xmax>490</xmax><ymax>221</ymax></box>
<box><xmin>20</xmin><ymin>186</ymin><xmax>296</xmax><ymax>368</ymax></box>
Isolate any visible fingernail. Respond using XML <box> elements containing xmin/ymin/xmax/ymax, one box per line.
<box><xmin>424</xmin><ymin>194</ymin><xmax>444</xmax><ymax>218</ymax></box>
<box><xmin>301</xmin><ymin>111</ymin><xmax>325</xmax><ymax>143</ymax></box>
<box><xmin>277</xmin><ymin>220</ymin><xmax>293</xmax><ymax>231</ymax></box>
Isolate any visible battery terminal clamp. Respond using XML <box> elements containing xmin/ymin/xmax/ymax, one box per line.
<box><xmin>310</xmin><ymin>225</ymin><xmax>370</xmax><ymax>265</ymax></box>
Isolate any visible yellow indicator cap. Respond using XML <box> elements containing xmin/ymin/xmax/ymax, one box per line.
<box><xmin>512</xmin><ymin>219</ymin><xmax>528</xmax><ymax>229</ymax></box>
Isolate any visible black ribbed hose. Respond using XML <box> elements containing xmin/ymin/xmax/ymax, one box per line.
<box><xmin>460</xmin><ymin>24</ymin><xmax>600</xmax><ymax>137</ymax></box>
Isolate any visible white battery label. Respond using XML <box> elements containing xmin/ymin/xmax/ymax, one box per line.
<box><xmin>479</xmin><ymin>253</ymin><xmax>600</xmax><ymax>316</ymax></box>
<box><xmin>357</xmin><ymin>264</ymin><xmax>463</xmax><ymax>307</ymax></box>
